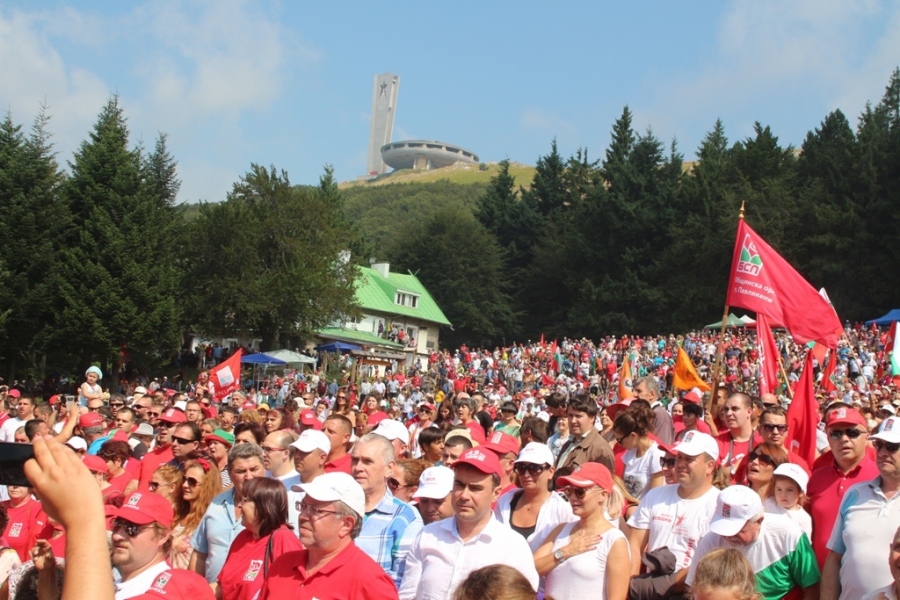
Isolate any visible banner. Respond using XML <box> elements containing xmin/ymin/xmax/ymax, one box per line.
<box><xmin>821</xmin><ymin>349</ymin><xmax>837</xmax><ymax>393</ymax></box>
<box><xmin>726</xmin><ymin>220</ymin><xmax>841</xmax><ymax>348</ymax></box>
<box><xmin>785</xmin><ymin>349</ymin><xmax>818</xmax><ymax>466</ymax></box>
<box><xmin>211</xmin><ymin>349</ymin><xmax>244</xmax><ymax>401</ymax></box>
<box><xmin>618</xmin><ymin>352</ymin><xmax>634</xmax><ymax>400</ymax></box>
<box><xmin>672</xmin><ymin>347</ymin><xmax>710</xmax><ymax>392</ymax></box>
<box><xmin>756</xmin><ymin>314</ymin><xmax>779</xmax><ymax>396</ymax></box>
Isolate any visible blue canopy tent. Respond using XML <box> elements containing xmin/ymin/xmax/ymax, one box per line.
<box><xmin>240</xmin><ymin>353</ymin><xmax>287</xmax><ymax>391</ymax></box>
<box><xmin>314</xmin><ymin>341</ymin><xmax>361</xmax><ymax>353</ymax></box>
<box><xmin>865</xmin><ymin>309</ymin><xmax>900</xmax><ymax>326</ymax></box>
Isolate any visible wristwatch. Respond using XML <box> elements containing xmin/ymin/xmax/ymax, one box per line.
<box><xmin>553</xmin><ymin>549</ymin><xmax>566</xmax><ymax>563</ymax></box>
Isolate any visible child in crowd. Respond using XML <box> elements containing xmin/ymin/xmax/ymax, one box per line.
<box><xmin>763</xmin><ymin>463</ymin><xmax>812</xmax><ymax>537</ymax></box>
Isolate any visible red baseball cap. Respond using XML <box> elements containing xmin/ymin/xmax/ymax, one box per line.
<box><xmin>556</xmin><ymin>462</ymin><xmax>614</xmax><ymax>493</ymax></box>
<box><xmin>450</xmin><ymin>448</ymin><xmax>503</xmax><ymax>478</ymax></box>
<box><xmin>48</xmin><ymin>394</ymin><xmax>60</xmax><ymax>406</ymax></box>
<box><xmin>299</xmin><ymin>410</ymin><xmax>323</xmax><ymax>430</ymax></box>
<box><xmin>826</xmin><ymin>407</ymin><xmax>866</xmax><ymax>429</ymax></box>
<box><xmin>157</xmin><ymin>408</ymin><xmax>187</xmax><ymax>424</ymax></box>
<box><xmin>605</xmin><ymin>402</ymin><xmax>630</xmax><ymax>422</ymax></box>
<box><xmin>83</xmin><ymin>454</ymin><xmax>109</xmax><ymax>474</ymax></box>
<box><xmin>78</xmin><ymin>413</ymin><xmax>104</xmax><ymax>429</ymax></box>
<box><xmin>7</xmin><ymin>389</ymin><xmax>20</xmax><ymax>399</ymax></box>
<box><xmin>482</xmin><ymin>432</ymin><xmax>521</xmax><ymax>457</ymax></box>
<box><xmin>681</xmin><ymin>390</ymin><xmax>702</xmax><ymax>404</ymax></box>
<box><xmin>115</xmin><ymin>492</ymin><xmax>174</xmax><ymax>527</ymax></box>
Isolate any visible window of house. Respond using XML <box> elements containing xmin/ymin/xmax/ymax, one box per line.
<box><xmin>395</xmin><ymin>291</ymin><xmax>419</xmax><ymax>308</ymax></box>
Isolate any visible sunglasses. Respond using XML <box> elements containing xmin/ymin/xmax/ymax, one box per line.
<box><xmin>109</xmin><ymin>403</ymin><xmax>125</xmax><ymax>408</ymax></box>
<box><xmin>513</xmin><ymin>463</ymin><xmax>547</xmax><ymax>477</ymax></box>
<box><xmin>874</xmin><ymin>440</ymin><xmax>900</xmax><ymax>453</ymax></box>
<box><xmin>171</xmin><ymin>436</ymin><xmax>196</xmax><ymax>445</ymax></box>
<box><xmin>561</xmin><ymin>486</ymin><xmax>594</xmax><ymax>500</ymax></box>
<box><xmin>184</xmin><ymin>476</ymin><xmax>201</xmax><ymax>488</ymax></box>
<box><xmin>659</xmin><ymin>457</ymin><xmax>677</xmax><ymax>469</ymax></box>
<box><xmin>387</xmin><ymin>478</ymin><xmax>413</xmax><ymax>491</ymax></box>
<box><xmin>762</xmin><ymin>424</ymin><xmax>788</xmax><ymax>434</ymax></box>
<box><xmin>113</xmin><ymin>518</ymin><xmax>153</xmax><ymax>537</ymax></box>
<box><xmin>148</xmin><ymin>411</ymin><xmax>161</xmax><ymax>418</ymax></box>
<box><xmin>748</xmin><ymin>452</ymin><xmax>776</xmax><ymax>466</ymax></box>
<box><xmin>762</xmin><ymin>403</ymin><xmax>779</xmax><ymax>409</ymax></box>
<box><xmin>828</xmin><ymin>428</ymin><xmax>865</xmax><ymax>440</ymax></box>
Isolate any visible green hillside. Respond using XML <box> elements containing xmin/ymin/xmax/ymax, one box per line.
<box><xmin>339</xmin><ymin>161</ymin><xmax>536</xmax><ymax>189</ymax></box>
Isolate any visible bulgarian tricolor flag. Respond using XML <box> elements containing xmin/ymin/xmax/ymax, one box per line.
<box><xmin>890</xmin><ymin>321</ymin><xmax>900</xmax><ymax>385</ymax></box>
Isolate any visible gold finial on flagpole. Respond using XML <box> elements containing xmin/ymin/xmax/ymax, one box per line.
<box><xmin>739</xmin><ymin>199</ymin><xmax>746</xmax><ymax>219</ymax></box>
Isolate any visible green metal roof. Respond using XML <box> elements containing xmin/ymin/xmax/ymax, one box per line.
<box><xmin>316</xmin><ymin>327</ymin><xmax>406</xmax><ymax>349</ymax></box>
<box><xmin>353</xmin><ymin>266</ymin><xmax>451</xmax><ymax>326</ymax></box>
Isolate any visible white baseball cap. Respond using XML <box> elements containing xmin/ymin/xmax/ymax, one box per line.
<box><xmin>535</xmin><ymin>410</ymin><xmax>550</xmax><ymax>423</ymax></box>
<box><xmin>66</xmin><ymin>436</ymin><xmax>87</xmax><ymax>451</ymax></box>
<box><xmin>134</xmin><ymin>422</ymin><xmax>155</xmax><ymax>437</ymax></box>
<box><xmin>709</xmin><ymin>485</ymin><xmax>763</xmax><ymax>536</ymax></box>
<box><xmin>672</xmin><ymin>431</ymin><xmax>719</xmax><ymax>461</ymax></box>
<box><xmin>290</xmin><ymin>429</ymin><xmax>331</xmax><ymax>455</ymax></box>
<box><xmin>773</xmin><ymin>463</ymin><xmax>809</xmax><ymax>494</ymax></box>
<box><xmin>879</xmin><ymin>405</ymin><xmax>897</xmax><ymax>415</ymax></box>
<box><xmin>295</xmin><ymin>472</ymin><xmax>365</xmax><ymax>519</ymax></box>
<box><xmin>514</xmin><ymin>442</ymin><xmax>555</xmax><ymax>466</ymax></box>
<box><xmin>373</xmin><ymin>419</ymin><xmax>410</xmax><ymax>445</ymax></box>
<box><xmin>413</xmin><ymin>466</ymin><xmax>454</xmax><ymax>500</ymax></box>
<box><xmin>872</xmin><ymin>416</ymin><xmax>900</xmax><ymax>444</ymax></box>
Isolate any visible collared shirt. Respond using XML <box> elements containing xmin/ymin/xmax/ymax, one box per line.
<box><xmin>324</xmin><ymin>452</ymin><xmax>351</xmax><ymax>474</ymax></box>
<box><xmin>191</xmin><ymin>488</ymin><xmax>244</xmax><ymax>582</ymax></box>
<box><xmin>356</xmin><ymin>490</ymin><xmax>422</xmax><ymax>586</ymax></box>
<box><xmin>827</xmin><ymin>476</ymin><xmax>900</xmax><ymax>600</ymax></box>
<box><xmin>398</xmin><ymin>515</ymin><xmax>540</xmax><ymax>599</ymax></box>
<box><xmin>807</xmin><ymin>457</ymin><xmax>879</xmax><ymax>567</ymax></box>
<box><xmin>259</xmin><ymin>543</ymin><xmax>398</xmax><ymax>600</ymax></box>
<box><xmin>114</xmin><ymin>559</ymin><xmax>170</xmax><ymax>599</ymax></box>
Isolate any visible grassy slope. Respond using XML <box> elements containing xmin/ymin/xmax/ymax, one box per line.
<box><xmin>339</xmin><ymin>161</ymin><xmax>536</xmax><ymax>190</ymax></box>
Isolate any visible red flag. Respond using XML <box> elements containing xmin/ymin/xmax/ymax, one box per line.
<box><xmin>211</xmin><ymin>349</ymin><xmax>244</xmax><ymax>401</ymax></box>
<box><xmin>726</xmin><ymin>220</ymin><xmax>841</xmax><ymax>348</ymax></box>
<box><xmin>756</xmin><ymin>313</ymin><xmax>779</xmax><ymax>395</ymax></box>
<box><xmin>785</xmin><ymin>349</ymin><xmax>818</xmax><ymax>466</ymax></box>
<box><xmin>821</xmin><ymin>350</ymin><xmax>837</xmax><ymax>393</ymax></box>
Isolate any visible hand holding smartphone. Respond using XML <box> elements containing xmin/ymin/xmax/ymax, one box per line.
<box><xmin>0</xmin><ymin>442</ymin><xmax>35</xmax><ymax>487</ymax></box>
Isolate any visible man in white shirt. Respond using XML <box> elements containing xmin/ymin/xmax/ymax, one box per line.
<box><xmin>287</xmin><ymin>429</ymin><xmax>330</xmax><ymax>536</ymax></box>
<box><xmin>0</xmin><ymin>393</ymin><xmax>35</xmax><ymax>442</ymax></box>
<box><xmin>261</xmin><ymin>430</ymin><xmax>300</xmax><ymax>487</ymax></box>
<box><xmin>627</xmin><ymin>430</ymin><xmax>721</xmax><ymax>599</ymax></box>
<box><xmin>399</xmin><ymin>447</ymin><xmax>540</xmax><ymax>599</ymax></box>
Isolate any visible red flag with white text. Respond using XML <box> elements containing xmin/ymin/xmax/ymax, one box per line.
<box><xmin>211</xmin><ymin>349</ymin><xmax>244</xmax><ymax>401</ymax></box>
<box><xmin>726</xmin><ymin>220</ymin><xmax>841</xmax><ymax>348</ymax></box>
<box><xmin>756</xmin><ymin>313</ymin><xmax>780</xmax><ymax>395</ymax></box>
<box><xmin>784</xmin><ymin>349</ymin><xmax>818</xmax><ymax>466</ymax></box>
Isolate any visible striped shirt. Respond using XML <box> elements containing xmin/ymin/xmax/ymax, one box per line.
<box><xmin>356</xmin><ymin>490</ymin><xmax>423</xmax><ymax>586</ymax></box>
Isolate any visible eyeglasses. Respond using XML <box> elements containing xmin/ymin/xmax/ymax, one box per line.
<box><xmin>112</xmin><ymin>518</ymin><xmax>154</xmax><ymax>537</ymax></box>
<box><xmin>762</xmin><ymin>424</ymin><xmax>788</xmax><ymax>434</ymax></box>
<box><xmin>513</xmin><ymin>463</ymin><xmax>547</xmax><ymax>477</ymax></box>
<box><xmin>747</xmin><ymin>452</ymin><xmax>776</xmax><ymax>466</ymax></box>
<box><xmin>184</xmin><ymin>476</ymin><xmax>201</xmax><ymax>488</ymax></box>
<box><xmin>148</xmin><ymin>481</ymin><xmax>174</xmax><ymax>492</ymax></box>
<box><xmin>296</xmin><ymin>502</ymin><xmax>340</xmax><ymax>519</ymax></box>
<box><xmin>561</xmin><ymin>486</ymin><xmax>595</xmax><ymax>500</ymax></box>
<box><xmin>659</xmin><ymin>457</ymin><xmax>677</xmax><ymax>469</ymax></box>
<box><xmin>260</xmin><ymin>445</ymin><xmax>285</xmax><ymax>454</ymax></box>
<box><xmin>171</xmin><ymin>436</ymin><xmax>196</xmax><ymax>445</ymax></box>
<box><xmin>387</xmin><ymin>478</ymin><xmax>414</xmax><ymax>491</ymax></box>
<box><xmin>874</xmin><ymin>440</ymin><xmax>900</xmax><ymax>453</ymax></box>
<box><xmin>828</xmin><ymin>428</ymin><xmax>865</xmax><ymax>440</ymax></box>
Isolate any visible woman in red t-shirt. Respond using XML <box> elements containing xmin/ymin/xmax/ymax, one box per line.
<box><xmin>215</xmin><ymin>478</ymin><xmax>302</xmax><ymax>600</ymax></box>
<box><xmin>1</xmin><ymin>486</ymin><xmax>45</xmax><ymax>562</ymax></box>
<box><xmin>361</xmin><ymin>395</ymin><xmax>389</xmax><ymax>430</ymax></box>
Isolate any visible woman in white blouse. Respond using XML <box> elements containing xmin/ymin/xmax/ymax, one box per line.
<box><xmin>493</xmin><ymin>442</ymin><xmax>574</xmax><ymax>551</ymax></box>
<box><xmin>534</xmin><ymin>462</ymin><xmax>630</xmax><ymax>600</ymax></box>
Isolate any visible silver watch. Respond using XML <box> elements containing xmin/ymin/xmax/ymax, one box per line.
<box><xmin>553</xmin><ymin>549</ymin><xmax>566</xmax><ymax>562</ymax></box>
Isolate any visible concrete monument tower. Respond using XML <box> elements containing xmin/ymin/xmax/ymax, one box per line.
<box><xmin>367</xmin><ymin>73</ymin><xmax>400</xmax><ymax>176</ymax></box>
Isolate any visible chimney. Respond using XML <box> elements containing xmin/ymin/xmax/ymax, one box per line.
<box><xmin>372</xmin><ymin>261</ymin><xmax>390</xmax><ymax>278</ymax></box>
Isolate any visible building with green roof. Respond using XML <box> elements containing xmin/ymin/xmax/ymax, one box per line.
<box><xmin>316</xmin><ymin>261</ymin><xmax>450</xmax><ymax>367</ymax></box>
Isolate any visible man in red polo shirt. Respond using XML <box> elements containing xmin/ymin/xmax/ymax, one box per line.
<box><xmin>322</xmin><ymin>414</ymin><xmax>353</xmax><ymax>474</ymax></box>
<box><xmin>259</xmin><ymin>472</ymin><xmax>398</xmax><ymax>599</ymax></box>
<box><xmin>807</xmin><ymin>406</ymin><xmax>878</xmax><ymax>568</ymax></box>
<box><xmin>126</xmin><ymin>408</ymin><xmax>185</xmax><ymax>493</ymax></box>
<box><xmin>716</xmin><ymin>392</ymin><xmax>762</xmax><ymax>480</ymax></box>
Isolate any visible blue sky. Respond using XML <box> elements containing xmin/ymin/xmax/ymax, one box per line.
<box><xmin>2</xmin><ymin>1</ymin><xmax>899</xmax><ymax>203</ymax></box>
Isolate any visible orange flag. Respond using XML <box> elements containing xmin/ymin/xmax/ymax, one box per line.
<box><xmin>618</xmin><ymin>353</ymin><xmax>634</xmax><ymax>400</ymax></box>
<box><xmin>673</xmin><ymin>347</ymin><xmax>711</xmax><ymax>392</ymax></box>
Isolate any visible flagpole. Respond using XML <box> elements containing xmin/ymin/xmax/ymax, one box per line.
<box><xmin>778</xmin><ymin>355</ymin><xmax>794</xmax><ymax>399</ymax></box>
<box><xmin>709</xmin><ymin>200</ymin><xmax>746</xmax><ymax>414</ymax></box>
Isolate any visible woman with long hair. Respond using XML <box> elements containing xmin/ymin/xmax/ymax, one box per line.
<box><xmin>168</xmin><ymin>458</ymin><xmax>223</xmax><ymax>569</ymax></box>
<box><xmin>149</xmin><ymin>465</ymin><xmax>189</xmax><ymax>528</ymax></box>
<box><xmin>494</xmin><ymin>443</ymin><xmax>574</xmax><ymax>552</ymax></box>
<box><xmin>331</xmin><ymin>390</ymin><xmax>356</xmax><ymax>427</ymax></box>
<box><xmin>264</xmin><ymin>407</ymin><xmax>295</xmax><ymax>434</ymax></box>
<box><xmin>534</xmin><ymin>463</ymin><xmax>630</xmax><ymax>600</ymax></box>
<box><xmin>390</xmin><ymin>459</ymin><xmax>429</xmax><ymax>503</ymax></box>
<box><xmin>746</xmin><ymin>443</ymin><xmax>788</xmax><ymax>501</ymax></box>
<box><xmin>214</xmin><ymin>478</ymin><xmax>302</xmax><ymax>600</ymax></box>
<box><xmin>434</xmin><ymin>399</ymin><xmax>458</xmax><ymax>432</ymax></box>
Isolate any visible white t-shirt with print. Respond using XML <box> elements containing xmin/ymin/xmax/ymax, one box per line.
<box><xmin>622</xmin><ymin>442</ymin><xmax>664</xmax><ymax>499</ymax></box>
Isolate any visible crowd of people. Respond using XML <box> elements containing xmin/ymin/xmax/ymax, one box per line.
<box><xmin>1</xmin><ymin>321</ymin><xmax>900</xmax><ymax>599</ymax></box>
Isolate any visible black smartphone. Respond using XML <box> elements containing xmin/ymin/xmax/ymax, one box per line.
<box><xmin>0</xmin><ymin>442</ymin><xmax>34</xmax><ymax>487</ymax></box>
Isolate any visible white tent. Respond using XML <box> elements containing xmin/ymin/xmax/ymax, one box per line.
<box><xmin>265</xmin><ymin>349</ymin><xmax>316</xmax><ymax>365</ymax></box>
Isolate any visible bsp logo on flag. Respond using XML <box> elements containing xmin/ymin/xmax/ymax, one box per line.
<box><xmin>736</xmin><ymin>234</ymin><xmax>763</xmax><ymax>276</ymax></box>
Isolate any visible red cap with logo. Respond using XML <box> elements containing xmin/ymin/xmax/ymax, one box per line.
<box><xmin>826</xmin><ymin>407</ymin><xmax>867</xmax><ymax>429</ymax></box>
<box><xmin>556</xmin><ymin>462</ymin><xmax>614</xmax><ymax>492</ymax></box>
<box><xmin>482</xmin><ymin>431</ymin><xmax>521</xmax><ymax>457</ymax></box>
<box><xmin>114</xmin><ymin>492</ymin><xmax>174</xmax><ymax>527</ymax></box>
<box><xmin>299</xmin><ymin>409</ymin><xmax>323</xmax><ymax>430</ymax></box>
<box><xmin>157</xmin><ymin>408</ymin><xmax>187</xmax><ymax>424</ymax></box>
<box><xmin>78</xmin><ymin>413</ymin><xmax>104</xmax><ymax>429</ymax></box>
<box><xmin>450</xmin><ymin>447</ymin><xmax>503</xmax><ymax>478</ymax></box>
